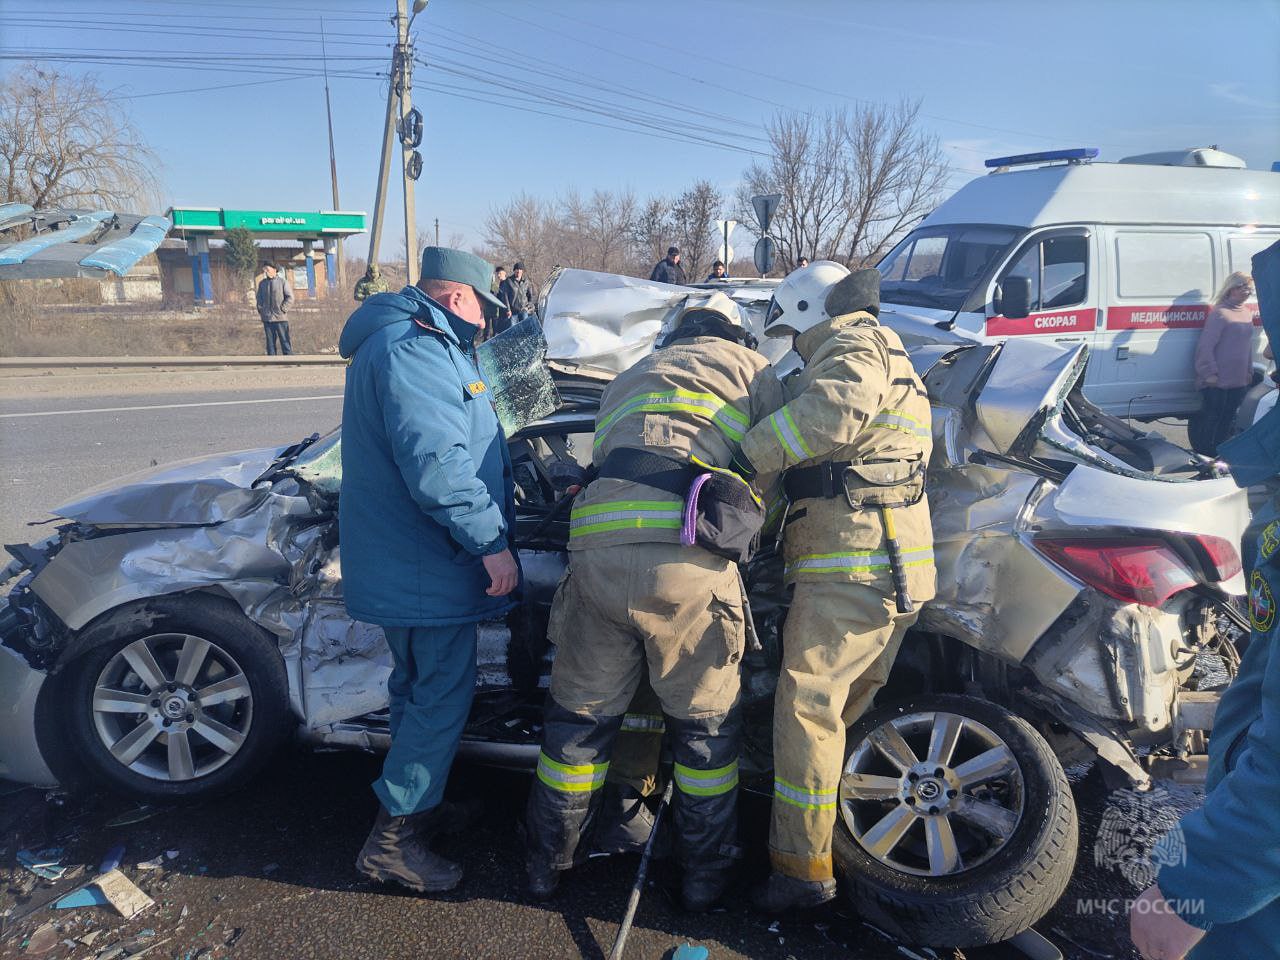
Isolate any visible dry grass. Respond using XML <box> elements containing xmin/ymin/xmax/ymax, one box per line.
<box><xmin>0</xmin><ymin>299</ymin><xmax>353</xmax><ymax>357</ymax></box>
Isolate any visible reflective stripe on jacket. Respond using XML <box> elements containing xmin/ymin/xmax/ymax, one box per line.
<box><xmin>568</xmin><ymin>335</ymin><xmax>784</xmax><ymax>551</ymax></box>
<box><xmin>739</xmin><ymin>311</ymin><xmax>936</xmax><ymax>598</ymax></box>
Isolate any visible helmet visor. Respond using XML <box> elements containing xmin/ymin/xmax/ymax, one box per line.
<box><xmin>765</xmin><ymin>296</ymin><xmax>785</xmax><ymax>327</ymax></box>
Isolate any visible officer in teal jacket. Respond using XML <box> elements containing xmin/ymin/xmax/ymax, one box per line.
<box><xmin>339</xmin><ymin>247</ymin><xmax>519</xmax><ymax>895</ymax></box>
<box><xmin>1132</xmin><ymin>239</ymin><xmax>1280</xmax><ymax>960</ymax></box>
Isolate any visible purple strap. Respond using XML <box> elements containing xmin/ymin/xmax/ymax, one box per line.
<box><xmin>682</xmin><ymin>473</ymin><xmax>712</xmax><ymax>546</ymax></box>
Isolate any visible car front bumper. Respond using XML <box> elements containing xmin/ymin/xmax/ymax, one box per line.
<box><xmin>0</xmin><ymin>640</ymin><xmax>55</xmax><ymax>786</ymax></box>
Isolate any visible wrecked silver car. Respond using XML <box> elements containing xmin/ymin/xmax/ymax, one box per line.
<box><xmin>0</xmin><ymin>272</ymin><xmax>1250</xmax><ymax>947</ymax></box>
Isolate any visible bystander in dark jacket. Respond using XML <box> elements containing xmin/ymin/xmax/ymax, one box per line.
<box><xmin>498</xmin><ymin>262</ymin><xmax>537</xmax><ymax>323</ymax></box>
<box><xmin>650</xmin><ymin>246</ymin><xmax>687</xmax><ymax>285</ymax></box>
<box><xmin>256</xmin><ymin>263</ymin><xmax>294</xmax><ymax>355</ymax></box>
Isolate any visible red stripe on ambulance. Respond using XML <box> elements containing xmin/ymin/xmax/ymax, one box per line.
<box><xmin>987</xmin><ymin>309</ymin><xmax>1097</xmax><ymax>336</ymax></box>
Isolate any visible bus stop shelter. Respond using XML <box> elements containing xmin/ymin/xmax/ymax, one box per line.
<box><xmin>167</xmin><ymin>207</ymin><xmax>366</xmax><ymax>304</ymax></box>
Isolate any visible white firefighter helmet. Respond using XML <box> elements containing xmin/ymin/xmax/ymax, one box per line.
<box><xmin>661</xmin><ymin>290</ymin><xmax>757</xmax><ymax>349</ymax></box>
<box><xmin>762</xmin><ymin>260</ymin><xmax>850</xmax><ymax>338</ymax></box>
<box><xmin>676</xmin><ymin>289</ymin><xmax>743</xmax><ymax>326</ymax></box>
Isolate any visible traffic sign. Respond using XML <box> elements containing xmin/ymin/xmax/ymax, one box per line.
<box><xmin>753</xmin><ymin>237</ymin><xmax>776</xmax><ymax>275</ymax></box>
<box><xmin>751</xmin><ymin>194</ymin><xmax>782</xmax><ymax>233</ymax></box>
<box><xmin>714</xmin><ymin>219</ymin><xmax>737</xmax><ymax>269</ymax></box>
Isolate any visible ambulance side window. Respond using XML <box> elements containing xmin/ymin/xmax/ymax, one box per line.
<box><xmin>1114</xmin><ymin>232</ymin><xmax>1213</xmax><ymax>300</ymax></box>
<box><xmin>1000</xmin><ymin>235</ymin><xmax>1088</xmax><ymax>311</ymax></box>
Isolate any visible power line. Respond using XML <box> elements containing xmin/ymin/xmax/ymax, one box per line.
<box><xmin>108</xmin><ymin>74</ymin><xmax>319</xmax><ymax>102</ymax></box>
<box><xmin>430</xmin><ymin>24</ymin><xmax>764</xmax><ymax>136</ymax></box>
<box><xmin>0</xmin><ymin>53</ymin><xmax>382</xmax><ymax>83</ymax></box>
<box><xmin>0</xmin><ymin>17</ymin><xmax>391</xmax><ymax>47</ymax></box>
<box><xmin>478</xmin><ymin>0</ymin><xmax>1146</xmax><ymax>152</ymax></box>
<box><xmin>467</xmin><ymin>0</ymin><xmax>796</xmax><ymax>116</ymax></box>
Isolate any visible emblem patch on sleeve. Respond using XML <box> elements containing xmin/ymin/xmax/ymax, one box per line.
<box><xmin>1250</xmin><ymin>569</ymin><xmax>1275</xmax><ymax>632</ymax></box>
<box><xmin>465</xmin><ymin>380</ymin><xmax>488</xmax><ymax>397</ymax></box>
<box><xmin>1261</xmin><ymin>520</ymin><xmax>1280</xmax><ymax>562</ymax></box>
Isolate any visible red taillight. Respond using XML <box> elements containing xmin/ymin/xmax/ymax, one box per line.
<box><xmin>1184</xmin><ymin>534</ymin><xmax>1242</xmax><ymax>582</ymax></box>
<box><xmin>1033</xmin><ymin>538</ymin><xmax>1197</xmax><ymax>607</ymax></box>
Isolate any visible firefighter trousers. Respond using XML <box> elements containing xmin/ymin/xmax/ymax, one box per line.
<box><xmin>769</xmin><ymin>580</ymin><xmax>918</xmax><ymax>881</ymax></box>
<box><xmin>525</xmin><ymin>542</ymin><xmax>746</xmax><ymax>873</ymax></box>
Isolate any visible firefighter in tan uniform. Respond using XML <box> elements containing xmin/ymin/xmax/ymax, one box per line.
<box><xmin>525</xmin><ymin>295</ymin><xmax>785</xmax><ymax>911</ymax></box>
<box><xmin>733</xmin><ymin>264</ymin><xmax>936</xmax><ymax>912</ymax></box>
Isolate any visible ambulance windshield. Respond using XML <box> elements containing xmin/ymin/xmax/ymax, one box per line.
<box><xmin>878</xmin><ymin>225</ymin><xmax>1023</xmax><ymax>312</ymax></box>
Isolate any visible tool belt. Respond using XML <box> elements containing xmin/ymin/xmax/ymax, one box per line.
<box><xmin>784</xmin><ymin>457</ymin><xmax>925</xmax><ymax>510</ymax></box>
<box><xmin>597</xmin><ymin>447</ymin><xmax>765</xmax><ymax>563</ymax></box>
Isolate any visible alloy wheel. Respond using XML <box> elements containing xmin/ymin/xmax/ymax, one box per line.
<box><xmin>90</xmin><ymin>633</ymin><xmax>254</xmax><ymax>782</ymax></box>
<box><xmin>839</xmin><ymin>711</ymin><xmax>1024</xmax><ymax>877</ymax></box>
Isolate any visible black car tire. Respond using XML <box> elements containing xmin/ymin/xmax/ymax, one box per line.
<box><xmin>59</xmin><ymin>593</ymin><xmax>290</xmax><ymax>802</ymax></box>
<box><xmin>832</xmin><ymin>694</ymin><xmax>1078</xmax><ymax>947</ymax></box>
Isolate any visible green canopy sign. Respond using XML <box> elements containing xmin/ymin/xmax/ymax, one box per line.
<box><xmin>168</xmin><ymin>208</ymin><xmax>366</xmax><ymax>237</ymax></box>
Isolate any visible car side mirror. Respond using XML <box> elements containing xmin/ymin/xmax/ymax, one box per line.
<box><xmin>999</xmin><ymin>276</ymin><xmax>1032</xmax><ymax>319</ymax></box>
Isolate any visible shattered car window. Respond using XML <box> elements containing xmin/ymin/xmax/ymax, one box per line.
<box><xmin>287</xmin><ymin>429</ymin><xmax>342</xmax><ymax>497</ymax></box>
<box><xmin>476</xmin><ymin>318</ymin><xmax>561</xmax><ymax>435</ymax></box>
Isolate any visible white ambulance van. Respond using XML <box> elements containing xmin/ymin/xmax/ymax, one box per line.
<box><xmin>875</xmin><ymin>147</ymin><xmax>1280</xmax><ymax>418</ymax></box>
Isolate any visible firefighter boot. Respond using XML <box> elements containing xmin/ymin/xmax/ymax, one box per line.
<box><xmin>413</xmin><ymin>799</ymin><xmax>477</xmax><ymax>843</ymax></box>
<box><xmin>682</xmin><ymin>865</ymin><xmax>734</xmax><ymax>912</ymax></box>
<box><xmin>356</xmin><ymin>805</ymin><xmax>463</xmax><ymax>893</ymax></box>
<box><xmin>525</xmin><ymin>858</ymin><xmax>561</xmax><ymax>901</ymax></box>
<box><xmin>751</xmin><ymin>871</ymin><xmax>837</xmax><ymax>913</ymax></box>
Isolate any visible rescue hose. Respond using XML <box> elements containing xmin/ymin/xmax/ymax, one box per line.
<box><xmin>608</xmin><ymin>779</ymin><xmax>675</xmax><ymax>960</ymax></box>
<box><xmin>880</xmin><ymin>505</ymin><xmax>915</xmax><ymax>615</ymax></box>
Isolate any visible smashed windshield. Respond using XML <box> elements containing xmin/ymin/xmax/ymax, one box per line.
<box><xmin>878</xmin><ymin>225</ymin><xmax>1023</xmax><ymax>312</ymax></box>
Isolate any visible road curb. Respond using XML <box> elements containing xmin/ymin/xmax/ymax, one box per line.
<box><xmin>0</xmin><ymin>355</ymin><xmax>347</xmax><ymax>370</ymax></box>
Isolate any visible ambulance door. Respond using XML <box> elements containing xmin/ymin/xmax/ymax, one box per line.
<box><xmin>1094</xmin><ymin>229</ymin><xmax>1217</xmax><ymax>418</ymax></box>
<box><xmin>986</xmin><ymin>226</ymin><xmax>1099</xmax><ymax>377</ymax></box>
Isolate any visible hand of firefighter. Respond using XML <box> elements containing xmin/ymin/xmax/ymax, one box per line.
<box><xmin>482</xmin><ymin>548</ymin><xmax>519</xmax><ymax>597</ymax></box>
<box><xmin>1129</xmin><ymin>885</ymin><xmax>1206</xmax><ymax>960</ymax></box>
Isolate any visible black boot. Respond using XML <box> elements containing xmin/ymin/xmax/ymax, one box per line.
<box><xmin>413</xmin><ymin>800</ymin><xmax>478</xmax><ymax>842</ymax></box>
<box><xmin>681</xmin><ymin>865</ymin><xmax>733</xmax><ymax>912</ymax></box>
<box><xmin>591</xmin><ymin>784</ymin><xmax>667</xmax><ymax>857</ymax></box>
<box><xmin>356</xmin><ymin>805</ymin><xmax>463</xmax><ymax>893</ymax></box>
<box><xmin>525</xmin><ymin>858</ymin><xmax>560</xmax><ymax>901</ymax></box>
<box><xmin>751</xmin><ymin>871</ymin><xmax>837</xmax><ymax>913</ymax></box>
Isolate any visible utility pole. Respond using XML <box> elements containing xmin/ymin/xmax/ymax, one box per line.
<box><xmin>434</xmin><ymin>217</ymin><xmax>439</xmax><ymax>246</ymax></box>
<box><xmin>320</xmin><ymin>16</ymin><xmax>344</xmax><ymax>290</ymax></box>
<box><xmin>396</xmin><ymin>0</ymin><xmax>418</xmax><ymax>282</ymax></box>
<box><xmin>366</xmin><ymin>0</ymin><xmax>425</xmax><ymax>284</ymax></box>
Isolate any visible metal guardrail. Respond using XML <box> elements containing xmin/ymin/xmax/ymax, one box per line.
<box><xmin>0</xmin><ymin>355</ymin><xmax>348</xmax><ymax>370</ymax></box>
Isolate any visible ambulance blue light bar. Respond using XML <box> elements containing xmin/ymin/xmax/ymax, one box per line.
<box><xmin>984</xmin><ymin>147</ymin><xmax>1100</xmax><ymax>169</ymax></box>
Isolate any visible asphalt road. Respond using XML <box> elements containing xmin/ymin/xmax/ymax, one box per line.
<box><xmin>0</xmin><ymin>385</ymin><xmax>343</xmax><ymax>547</ymax></box>
<box><xmin>0</xmin><ymin>752</ymin><xmax>1161</xmax><ymax>960</ymax></box>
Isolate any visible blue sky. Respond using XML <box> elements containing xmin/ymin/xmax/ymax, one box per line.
<box><xmin>2</xmin><ymin>0</ymin><xmax>1278</xmax><ymax>252</ymax></box>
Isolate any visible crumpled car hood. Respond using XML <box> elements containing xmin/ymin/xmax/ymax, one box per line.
<box><xmin>50</xmin><ymin>445</ymin><xmax>286</xmax><ymax>527</ymax></box>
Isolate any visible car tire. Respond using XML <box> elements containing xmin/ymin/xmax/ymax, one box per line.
<box><xmin>832</xmin><ymin>694</ymin><xmax>1077</xmax><ymax>947</ymax></box>
<box><xmin>60</xmin><ymin>593</ymin><xmax>290</xmax><ymax>802</ymax></box>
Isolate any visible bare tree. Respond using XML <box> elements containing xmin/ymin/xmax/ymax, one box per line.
<box><xmin>583</xmin><ymin>189</ymin><xmax>636</xmax><ymax>273</ymax></box>
<box><xmin>484</xmin><ymin>192</ymin><xmax>556</xmax><ymax>285</ymax></box>
<box><xmin>671</xmin><ymin>179</ymin><xmax>723</xmax><ymax>283</ymax></box>
<box><xmin>0</xmin><ymin>64</ymin><xmax>160</xmax><ymax>210</ymax></box>
<box><xmin>841</xmin><ymin>101</ymin><xmax>950</xmax><ymax>265</ymax></box>
<box><xmin>631</xmin><ymin>195</ymin><xmax>673</xmax><ymax>274</ymax></box>
<box><xmin>737</xmin><ymin>100</ymin><xmax>948</xmax><ymax>271</ymax></box>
